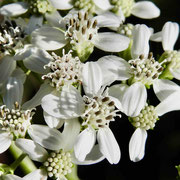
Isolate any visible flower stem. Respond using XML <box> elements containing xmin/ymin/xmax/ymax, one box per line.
<box><xmin>66</xmin><ymin>165</ymin><xmax>80</xmax><ymax>180</ymax></box>
<box><xmin>9</xmin><ymin>141</ymin><xmax>37</xmax><ymax>174</ymax></box>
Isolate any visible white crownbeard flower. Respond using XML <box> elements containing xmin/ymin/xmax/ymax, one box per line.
<box><xmin>31</xmin><ymin>11</ymin><xmax>130</xmax><ymax>61</ymax></box>
<box><xmin>41</xmin><ymin>60</ymin><xmax>122</xmax><ymax>164</ymax></box>
<box><xmin>15</xmin><ymin>120</ymin><xmax>105</xmax><ymax>180</ymax></box>
<box><xmin>151</xmin><ymin>21</ymin><xmax>180</xmax><ymax>80</ymax></box>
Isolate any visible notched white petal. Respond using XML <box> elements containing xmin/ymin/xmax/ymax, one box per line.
<box><xmin>0</xmin><ymin>131</ymin><xmax>12</xmax><ymax>153</ymax></box>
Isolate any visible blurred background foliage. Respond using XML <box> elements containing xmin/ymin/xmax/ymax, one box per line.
<box><xmin>0</xmin><ymin>0</ymin><xmax>180</xmax><ymax>179</ymax></box>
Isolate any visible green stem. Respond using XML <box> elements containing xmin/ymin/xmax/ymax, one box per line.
<box><xmin>66</xmin><ymin>165</ymin><xmax>80</xmax><ymax>180</ymax></box>
<box><xmin>10</xmin><ymin>153</ymin><xmax>27</xmax><ymax>171</ymax></box>
<box><xmin>9</xmin><ymin>141</ymin><xmax>37</xmax><ymax>174</ymax></box>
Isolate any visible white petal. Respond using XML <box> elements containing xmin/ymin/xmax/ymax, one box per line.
<box><xmin>129</xmin><ymin>128</ymin><xmax>147</xmax><ymax>162</ymax></box>
<box><xmin>82</xmin><ymin>62</ymin><xmax>103</xmax><ymax>96</ymax></box>
<box><xmin>97</xmin><ymin>55</ymin><xmax>131</xmax><ymax>85</ymax></box>
<box><xmin>25</xmin><ymin>15</ymin><xmax>43</xmax><ymax>35</ymax></box>
<box><xmin>150</xmin><ymin>32</ymin><xmax>162</xmax><ymax>42</ymax></box>
<box><xmin>122</xmin><ymin>82</ymin><xmax>147</xmax><ymax>117</ymax></box>
<box><xmin>15</xmin><ymin>139</ymin><xmax>48</xmax><ymax>162</ymax></box>
<box><xmin>170</xmin><ymin>68</ymin><xmax>180</xmax><ymax>80</ymax></box>
<box><xmin>23</xmin><ymin>48</ymin><xmax>52</xmax><ymax>74</ymax></box>
<box><xmin>28</xmin><ymin>125</ymin><xmax>63</xmax><ymax>150</ymax></box>
<box><xmin>3</xmin><ymin>77</ymin><xmax>23</xmax><ymax>109</ymax></box>
<box><xmin>108</xmin><ymin>84</ymin><xmax>128</xmax><ymax>110</ymax></box>
<box><xmin>62</xmin><ymin>118</ymin><xmax>81</xmax><ymax>151</ymax></box>
<box><xmin>93</xmin><ymin>0</ymin><xmax>112</xmax><ymax>10</ymax></box>
<box><xmin>95</xmin><ymin>12</ymin><xmax>122</xmax><ymax>28</ymax></box>
<box><xmin>43</xmin><ymin>111</ymin><xmax>64</xmax><ymax>129</ymax></box>
<box><xmin>0</xmin><ymin>131</ymin><xmax>12</xmax><ymax>153</ymax></box>
<box><xmin>131</xmin><ymin>24</ymin><xmax>151</xmax><ymax>58</ymax></box>
<box><xmin>97</xmin><ymin>127</ymin><xmax>120</xmax><ymax>164</ymax></box>
<box><xmin>0</xmin><ymin>2</ymin><xmax>28</xmax><ymax>16</ymax></box>
<box><xmin>0</xmin><ymin>56</ymin><xmax>16</xmax><ymax>84</ymax></box>
<box><xmin>31</xmin><ymin>27</ymin><xmax>67</xmax><ymax>50</ymax></box>
<box><xmin>162</xmin><ymin>22</ymin><xmax>179</xmax><ymax>51</ymax></box>
<box><xmin>74</xmin><ymin>127</ymin><xmax>96</xmax><ymax>161</ymax></box>
<box><xmin>41</xmin><ymin>85</ymin><xmax>85</xmax><ymax>119</ymax></box>
<box><xmin>94</xmin><ymin>32</ymin><xmax>130</xmax><ymax>52</ymax></box>
<box><xmin>155</xmin><ymin>91</ymin><xmax>180</xmax><ymax>116</ymax></box>
<box><xmin>72</xmin><ymin>145</ymin><xmax>105</xmax><ymax>165</ymax></box>
<box><xmin>3</xmin><ymin>175</ymin><xmax>22</xmax><ymax>180</ymax></box>
<box><xmin>48</xmin><ymin>0</ymin><xmax>73</xmax><ymax>10</ymax></box>
<box><xmin>11</xmin><ymin>68</ymin><xmax>26</xmax><ymax>84</ymax></box>
<box><xmin>45</xmin><ymin>10</ymin><xmax>62</xmax><ymax>27</ymax></box>
<box><xmin>22</xmin><ymin>83</ymin><xmax>54</xmax><ymax>109</ymax></box>
<box><xmin>132</xmin><ymin>1</ymin><xmax>160</xmax><ymax>19</ymax></box>
<box><xmin>23</xmin><ymin>169</ymin><xmax>47</xmax><ymax>180</ymax></box>
<box><xmin>153</xmin><ymin>79</ymin><xmax>180</xmax><ymax>101</ymax></box>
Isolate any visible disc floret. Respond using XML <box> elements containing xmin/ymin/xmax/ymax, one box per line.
<box><xmin>129</xmin><ymin>53</ymin><xmax>165</xmax><ymax>86</ymax></box>
<box><xmin>64</xmin><ymin>11</ymin><xmax>98</xmax><ymax>61</ymax></box>
<box><xmin>129</xmin><ymin>103</ymin><xmax>159</xmax><ymax>130</ymax></box>
<box><xmin>43</xmin><ymin>149</ymin><xmax>73</xmax><ymax>179</ymax></box>
<box><xmin>0</xmin><ymin>102</ymin><xmax>34</xmax><ymax>139</ymax></box>
<box><xmin>81</xmin><ymin>96</ymin><xmax>120</xmax><ymax>130</ymax></box>
<box><xmin>42</xmin><ymin>50</ymin><xmax>82</xmax><ymax>90</ymax></box>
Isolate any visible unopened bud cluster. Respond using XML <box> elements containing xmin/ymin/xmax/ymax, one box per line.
<box><xmin>110</xmin><ymin>0</ymin><xmax>135</xmax><ymax>17</ymax></box>
<box><xmin>81</xmin><ymin>96</ymin><xmax>120</xmax><ymax>130</ymax></box>
<box><xmin>163</xmin><ymin>50</ymin><xmax>180</xmax><ymax>71</ymax></box>
<box><xmin>0</xmin><ymin>20</ymin><xmax>25</xmax><ymax>55</ymax></box>
<box><xmin>42</xmin><ymin>51</ymin><xmax>82</xmax><ymax>90</ymax></box>
<box><xmin>129</xmin><ymin>53</ymin><xmax>164</xmax><ymax>86</ymax></box>
<box><xmin>129</xmin><ymin>103</ymin><xmax>159</xmax><ymax>130</ymax></box>
<box><xmin>0</xmin><ymin>102</ymin><xmax>34</xmax><ymax>138</ymax></box>
<box><xmin>118</xmin><ymin>23</ymin><xmax>134</xmax><ymax>37</ymax></box>
<box><xmin>43</xmin><ymin>149</ymin><xmax>73</xmax><ymax>179</ymax></box>
<box><xmin>73</xmin><ymin>0</ymin><xmax>95</xmax><ymax>14</ymax></box>
<box><xmin>29</xmin><ymin>0</ymin><xmax>54</xmax><ymax>14</ymax></box>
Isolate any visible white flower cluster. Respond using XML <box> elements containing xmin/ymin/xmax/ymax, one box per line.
<box><xmin>0</xmin><ymin>0</ymin><xmax>180</xmax><ymax>179</ymax></box>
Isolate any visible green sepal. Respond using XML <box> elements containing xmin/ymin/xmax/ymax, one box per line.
<box><xmin>0</xmin><ymin>163</ymin><xmax>14</xmax><ymax>176</ymax></box>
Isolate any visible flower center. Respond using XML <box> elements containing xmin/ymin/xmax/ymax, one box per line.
<box><xmin>129</xmin><ymin>104</ymin><xmax>159</xmax><ymax>130</ymax></box>
<box><xmin>73</xmin><ymin>0</ymin><xmax>96</xmax><ymax>14</ymax></box>
<box><xmin>29</xmin><ymin>0</ymin><xmax>54</xmax><ymax>15</ymax></box>
<box><xmin>42</xmin><ymin>50</ymin><xmax>82</xmax><ymax>90</ymax></box>
<box><xmin>164</xmin><ymin>50</ymin><xmax>180</xmax><ymax>70</ymax></box>
<box><xmin>129</xmin><ymin>53</ymin><xmax>164</xmax><ymax>86</ymax></box>
<box><xmin>118</xmin><ymin>23</ymin><xmax>134</xmax><ymax>37</ymax></box>
<box><xmin>81</xmin><ymin>96</ymin><xmax>120</xmax><ymax>130</ymax></box>
<box><xmin>0</xmin><ymin>102</ymin><xmax>34</xmax><ymax>139</ymax></box>
<box><xmin>43</xmin><ymin>149</ymin><xmax>73</xmax><ymax>179</ymax></box>
<box><xmin>0</xmin><ymin>20</ymin><xmax>25</xmax><ymax>55</ymax></box>
<box><xmin>64</xmin><ymin>11</ymin><xmax>98</xmax><ymax>61</ymax></box>
<box><xmin>110</xmin><ymin>0</ymin><xmax>135</xmax><ymax>17</ymax></box>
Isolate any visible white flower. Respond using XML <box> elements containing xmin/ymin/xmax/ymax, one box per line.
<box><xmin>93</xmin><ymin>0</ymin><xmax>160</xmax><ymax>20</ymax></box>
<box><xmin>0</xmin><ymin>69</ymin><xmax>35</xmax><ymax>154</ymax></box>
<box><xmin>0</xmin><ymin>0</ymin><xmax>72</xmax><ymax>27</ymax></box>
<box><xmin>31</xmin><ymin>11</ymin><xmax>130</xmax><ymax>61</ymax></box>
<box><xmin>1</xmin><ymin>169</ymin><xmax>47</xmax><ymax>180</ymax></box>
<box><xmin>151</xmin><ymin>21</ymin><xmax>180</xmax><ymax>80</ymax></box>
<box><xmin>106</xmin><ymin>24</ymin><xmax>166</xmax><ymax>116</ymax></box>
<box><xmin>40</xmin><ymin>60</ymin><xmax>123</xmax><ymax>164</ymax></box>
<box><xmin>15</xmin><ymin>119</ymin><xmax>104</xmax><ymax>180</ymax></box>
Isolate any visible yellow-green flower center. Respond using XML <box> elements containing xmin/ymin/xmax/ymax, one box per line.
<box><xmin>118</xmin><ymin>23</ymin><xmax>134</xmax><ymax>37</ymax></box>
<box><xmin>43</xmin><ymin>149</ymin><xmax>73</xmax><ymax>179</ymax></box>
<box><xmin>29</xmin><ymin>0</ymin><xmax>54</xmax><ymax>15</ymax></box>
<box><xmin>129</xmin><ymin>104</ymin><xmax>159</xmax><ymax>130</ymax></box>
